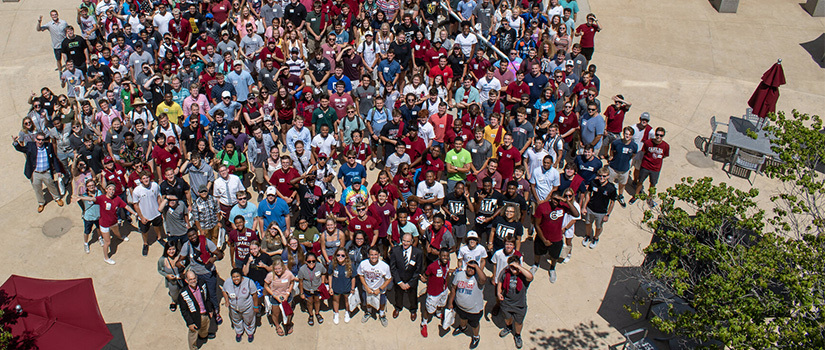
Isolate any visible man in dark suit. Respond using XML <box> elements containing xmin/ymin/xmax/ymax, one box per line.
<box><xmin>13</xmin><ymin>132</ymin><xmax>65</xmax><ymax>213</ymax></box>
<box><xmin>389</xmin><ymin>232</ymin><xmax>424</xmax><ymax>321</ymax></box>
<box><xmin>179</xmin><ymin>270</ymin><xmax>215</xmax><ymax>349</ymax></box>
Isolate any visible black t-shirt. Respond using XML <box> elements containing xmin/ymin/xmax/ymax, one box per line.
<box><xmin>160</xmin><ymin>177</ymin><xmax>191</xmax><ymax>199</ymax></box>
<box><xmin>297</xmin><ymin>184</ymin><xmax>320</xmax><ymax>224</ymax></box>
<box><xmin>78</xmin><ymin>144</ymin><xmax>105</xmax><ymax>174</ymax></box>
<box><xmin>284</xmin><ymin>3</ymin><xmax>307</xmax><ymax>27</ymax></box>
<box><xmin>448</xmin><ymin>53</ymin><xmax>467</xmax><ymax>78</ymax></box>
<box><xmin>496</xmin><ymin>27</ymin><xmax>517</xmax><ymax>53</ymax></box>
<box><xmin>341</xmin><ymin>55</ymin><xmax>363</xmax><ymax>81</ymax></box>
<box><xmin>86</xmin><ymin>63</ymin><xmax>113</xmax><ymax>87</ymax></box>
<box><xmin>474</xmin><ymin>189</ymin><xmax>505</xmax><ymax>217</ymax></box>
<box><xmin>390</xmin><ymin>41</ymin><xmax>412</xmax><ymax>69</ymax></box>
<box><xmin>393</xmin><ymin>23</ymin><xmax>419</xmax><ymax>44</ymax></box>
<box><xmin>586</xmin><ymin>180</ymin><xmax>618</xmax><ymax>214</ymax></box>
<box><xmin>443</xmin><ymin>192</ymin><xmax>469</xmax><ymax>225</ymax></box>
<box><xmin>309</xmin><ymin>57</ymin><xmax>331</xmax><ymax>83</ymax></box>
<box><xmin>502</xmin><ymin>193</ymin><xmax>528</xmax><ymax>214</ymax></box>
<box><xmin>491</xmin><ymin>216</ymin><xmax>523</xmax><ymax>247</ymax></box>
<box><xmin>61</xmin><ymin>36</ymin><xmax>88</xmax><ymax>67</ymax></box>
<box><xmin>180</xmin><ymin>125</ymin><xmax>206</xmax><ymax>153</ymax></box>
<box><xmin>420</xmin><ymin>0</ymin><xmax>439</xmax><ymax>20</ymax></box>
<box><xmin>106</xmin><ymin>32</ymin><xmax>125</xmax><ymax>48</ymax></box>
<box><xmin>379</xmin><ymin>120</ymin><xmax>401</xmax><ymax>157</ymax></box>
<box><xmin>242</xmin><ymin>252</ymin><xmax>273</xmax><ymax>286</ymax></box>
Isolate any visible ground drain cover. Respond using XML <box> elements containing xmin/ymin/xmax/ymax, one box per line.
<box><xmin>42</xmin><ymin>217</ymin><xmax>73</xmax><ymax>238</ymax></box>
<box><xmin>686</xmin><ymin>151</ymin><xmax>716</xmax><ymax>169</ymax></box>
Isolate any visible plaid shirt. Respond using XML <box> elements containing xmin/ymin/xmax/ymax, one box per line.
<box><xmin>35</xmin><ymin>146</ymin><xmax>49</xmax><ymax>172</ymax></box>
<box><xmin>191</xmin><ymin>195</ymin><xmax>220</xmax><ymax>229</ymax></box>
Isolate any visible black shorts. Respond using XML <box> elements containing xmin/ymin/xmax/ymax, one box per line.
<box><xmin>639</xmin><ymin>167</ymin><xmax>661</xmax><ymax>187</ymax></box>
<box><xmin>138</xmin><ymin>216</ymin><xmax>164</xmax><ymax>233</ymax></box>
<box><xmin>455</xmin><ymin>307</ymin><xmax>482</xmax><ymax>328</ymax></box>
<box><xmin>534</xmin><ymin>238</ymin><xmax>563</xmax><ymax>259</ymax></box>
<box><xmin>376</xmin><ymin>236</ymin><xmax>391</xmax><ymax>249</ymax></box>
<box><xmin>500</xmin><ymin>304</ymin><xmax>527</xmax><ymax>324</ymax></box>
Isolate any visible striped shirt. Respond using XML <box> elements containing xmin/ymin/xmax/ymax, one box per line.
<box><xmin>35</xmin><ymin>146</ymin><xmax>50</xmax><ymax>172</ymax></box>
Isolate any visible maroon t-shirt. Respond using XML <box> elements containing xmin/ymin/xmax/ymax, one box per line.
<box><xmin>641</xmin><ymin>139</ymin><xmax>669</xmax><ymax>172</ymax></box>
<box><xmin>348</xmin><ymin>216</ymin><xmax>379</xmax><ymax>241</ymax></box>
<box><xmin>228</xmin><ymin>228</ymin><xmax>260</xmax><ymax>261</ymax></box>
<box><xmin>369</xmin><ymin>182</ymin><xmax>401</xmax><ymax>203</ymax></box>
<box><xmin>496</xmin><ymin>145</ymin><xmax>522</xmax><ymax>180</ymax></box>
<box><xmin>556</xmin><ymin>111</ymin><xmax>579</xmax><ymax>143</ymax></box>
<box><xmin>402</xmin><ymin>136</ymin><xmax>426</xmax><ymax>163</ymax></box>
<box><xmin>604</xmin><ymin>104</ymin><xmax>628</xmax><ymax>134</ymax></box>
<box><xmin>96</xmin><ymin>195</ymin><xmax>127</xmax><ymax>227</ymax></box>
<box><xmin>368</xmin><ymin>202</ymin><xmax>396</xmax><ymax>238</ymax></box>
<box><xmin>536</xmin><ymin>201</ymin><xmax>572</xmax><ymax>242</ymax></box>
<box><xmin>393</xmin><ymin>173</ymin><xmax>413</xmax><ymax>194</ymax></box>
<box><xmin>576</xmin><ymin>24</ymin><xmax>598</xmax><ymax>48</ymax></box>
<box><xmin>425</xmin><ymin>261</ymin><xmax>449</xmax><ymax>296</ymax></box>
<box><xmin>269</xmin><ymin>167</ymin><xmax>300</xmax><ymax>197</ymax></box>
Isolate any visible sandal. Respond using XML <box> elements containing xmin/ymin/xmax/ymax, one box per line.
<box><xmin>287</xmin><ymin>322</ymin><xmax>294</xmax><ymax>335</ymax></box>
<box><xmin>317</xmin><ymin>314</ymin><xmax>324</xmax><ymax>324</ymax></box>
<box><xmin>275</xmin><ymin>324</ymin><xmax>285</xmax><ymax>336</ymax></box>
<box><xmin>308</xmin><ymin>314</ymin><xmax>315</xmax><ymax>326</ymax></box>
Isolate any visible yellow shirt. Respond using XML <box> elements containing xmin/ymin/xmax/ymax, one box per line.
<box><xmin>156</xmin><ymin>102</ymin><xmax>184</xmax><ymax>125</ymax></box>
<box><xmin>484</xmin><ymin>125</ymin><xmax>504</xmax><ymax>152</ymax></box>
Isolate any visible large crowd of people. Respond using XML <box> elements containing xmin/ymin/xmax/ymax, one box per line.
<box><xmin>17</xmin><ymin>0</ymin><xmax>673</xmax><ymax>348</ymax></box>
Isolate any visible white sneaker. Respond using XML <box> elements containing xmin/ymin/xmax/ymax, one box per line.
<box><xmin>529</xmin><ymin>265</ymin><xmax>538</xmax><ymax>275</ymax></box>
<box><xmin>333</xmin><ymin>312</ymin><xmax>340</xmax><ymax>325</ymax></box>
<box><xmin>122</xmin><ymin>236</ymin><xmax>130</xmax><ymax>242</ymax></box>
<box><xmin>344</xmin><ymin>311</ymin><xmax>351</xmax><ymax>323</ymax></box>
<box><xmin>581</xmin><ymin>236</ymin><xmax>590</xmax><ymax>247</ymax></box>
<box><xmin>549</xmin><ymin>270</ymin><xmax>557</xmax><ymax>283</ymax></box>
<box><xmin>562</xmin><ymin>254</ymin><xmax>571</xmax><ymax>264</ymax></box>
<box><xmin>84</xmin><ymin>243</ymin><xmax>90</xmax><ymax>254</ymax></box>
<box><xmin>104</xmin><ymin>258</ymin><xmax>116</xmax><ymax>265</ymax></box>
<box><xmin>99</xmin><ymin>239</ymin><xmax>105</xmax><ymax>247</ymax></box>
<box><xmin>589</xmin><ymin>239</ymin><xmax>599</xmax><ymax>249</ymax></box>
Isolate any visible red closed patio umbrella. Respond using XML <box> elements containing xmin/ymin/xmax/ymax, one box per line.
<box><xmin>0</xmin><ymin>275</ymin><xmax>113</xmax><ymax>350</ymax></box>
<box><xmin>747</xmin><ymin>59</ymin><xmax>786</xmax><ymax>120</ymax></box>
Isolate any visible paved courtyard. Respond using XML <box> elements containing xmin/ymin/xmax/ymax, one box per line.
<box><xmin>0</xmin><ymin>0</ymin><xmax>823</xmax><ymax>348</ymax></box>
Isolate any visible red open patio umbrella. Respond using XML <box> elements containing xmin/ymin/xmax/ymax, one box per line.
<box><xmin>0</xmin><ymin>275</ymin><xmax>112</xmax><ymax>350</ymax></box>
<box><xmin>748</xmin><ymin>59</ymin><xmax>786</xmax><ymax>119</ymax></box>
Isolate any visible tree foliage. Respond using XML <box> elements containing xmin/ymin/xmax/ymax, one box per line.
<box><xmin>632</xmin><ymin>110</ymin><xmax>825</xmax><ymax>349</ymax></box>
<box><xmin>0</xmin><ymin>290</ymin><xmax>37</xmax><ymax>350</ymax></box>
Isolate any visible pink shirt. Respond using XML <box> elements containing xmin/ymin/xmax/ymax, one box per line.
<box><xmin>189</xmin><ymin>286</ymin><xmax>207</xmax><ymax>314</ymax></box>
<box><xmin>95</xmin><ymin>108</ymin><xmax>120</xmax><ymax>139</ymax></box>
<box><xmin>183</xmin><ymin>94</ymin><xmax>211</xmax><ymax>117</ymax></box>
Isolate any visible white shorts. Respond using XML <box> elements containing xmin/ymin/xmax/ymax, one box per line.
<box><xmin>564</xmin><ymin>227</ymin><xmax>575</xmax><ymax>239</ymax></box>
<box><xmin>426</xmin><ymin>289</ymin><xmax>449</xmax><ymax>314</ymax></box>
<box><xmin>608</xmin><ymin>167</ymin><xmax>630</xmax><ymax>185</ymax></box>
<box><xmin>100</xmin><ymin>226</ymin><xmax>111</xmax><ymax>233</ymax></box>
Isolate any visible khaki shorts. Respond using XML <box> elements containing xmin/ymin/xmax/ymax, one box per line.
<box><xmin>253</xmin><ymin>167</ymin><xmax>266</xmax><ymax>185</ymax></box>
<box><xmin>608</xmin><ymin>167</ymin><xmax>630</xmax><ymax>185</ymax></box>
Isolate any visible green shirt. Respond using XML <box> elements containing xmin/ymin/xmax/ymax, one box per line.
<box><xmin>295</xmin><ymin>227</ymin><xmax>320</xmax><ymax>245</ymax></box>
<box><xmin>305</xmin><ymin>12</ymin><xmax>323</xmax><ymax>36</ymax></box>
<box><xmin>445</xmin><ymin>148</ymin><xmax>473</xmax><ymax>181</ymax></box>
<box><xmin>311</xmin><ymin>107</ymin><xmax>337</xmax><ymax>134</ymax></box>
<box><xmin>217</xmin><ymin>149</ymin><xmax>247</xmax><ymax>177</ymax></box>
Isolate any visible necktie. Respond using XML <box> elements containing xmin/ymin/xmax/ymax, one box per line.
<box><xmin>405</xmin><ymin>248</ymin><xmax>411</xmax><ymax>266</ymax></box>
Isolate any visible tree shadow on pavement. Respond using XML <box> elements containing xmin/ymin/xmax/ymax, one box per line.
<box><xmin>528</xmin><ymin>320</ymin><xmax>611</xmax><ymax>350</ymax></box>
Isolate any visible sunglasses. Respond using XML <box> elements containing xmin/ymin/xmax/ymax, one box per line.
<box><xmin>347</xmin><ymin>156</ymin><xmax>355</xmax><ymax>159</ymax></box>
<box><xmin>357</xmin><ymin>208</ymin><xmax>367</xmax><ymax>211</ymax></box>
<box><xmin>656</xmin><ymin>134</ymin><xmax>665</xmax><ymax>137</ymax></box>
<box><xmin>306</xmin><ymin>260</ymin><xmax>317</xmax><ymax>263</ymax></box>
<box><xmin>238</xmin><ymin>197</ymin><xmax>248</xmax><ymax>201</ymax></box>
<box><xmin>35</xmin><ymin>138</ymin><xmax>45</xmax><ymax>141</ymax></box>
<box><xmin>588</xmin><ymin>108</ymin><xmax>597</xmax><ymax>111</ymax></box>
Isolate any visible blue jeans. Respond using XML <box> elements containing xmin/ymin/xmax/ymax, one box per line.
<box><xmin>197</xmin><ymin>269</ymin><xmax>220</xmax><ymax>312</ymax></box>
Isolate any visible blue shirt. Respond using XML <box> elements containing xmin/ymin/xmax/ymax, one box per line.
<box><xmin>183</xmin><ymin>114</ymin><xmax>211</xmax><ymax>128</ymax></box>
<box><xmin>229</xmin><ymin>202</ymin><xmax>258</xmax><ymax>229</ymax></box>
<box><xmin>377</xmin><ymin>59</ymin><xmax>401</xmax><ymax>85</ymax></box>
<box><xmin>609</xmin><ymin>139</ymin><xmax>638</xmax><ymax>173</ymax></box>
<box><xmin>457</xmin><ymin>0</ymin><xmax>477</xmax><ymax>19</ymax></box>
<box><xmin>285</xmin><ymin>126</ymin><xmax>312</xmax><ymax>154</ymax></box>
<box><xmin>533</xmin><ymin>99</ymin><xmax>556</xmax><ymax>123</ymax></box>
<box><xmin>337</xmin><ymin>163</ymin><xmax>367</xmax><ymax>187</ymax></box>
<box><xmin>35</xmin><ymin>146</ymin><xmax>49</xmax><ymax>172</ymax></box>
<box><xmin>226</xmin><ymin>70</ymin><xmax>255</xmax><ymax>102</ymax></box>
<box><xmin>580</xmin><ymin>114</ymin><xmax>606</xmax><ymax>150</ymax></box>
<box><xmin>522</xmin><ymin>73</ymin><xmax>548</xmax><ymax>103</ymax></box>
<box><xmin>575</xmin><ymin>155</ymin><xmax>602</xmax><ymax>186</ymax></box>
<box><xmin>327</xmin><ymin>75</ymin><xmax>352</xmax><ymax>93</ymax></box>
<box><xmin>257</xmin><ymin>198</ymin><xmax>289</xmax><ymax>231</ymax></box>
<box><xmin>209</xmin><ymin>101</ymin><xmax>243</xmax><ymax>121</ymax></box>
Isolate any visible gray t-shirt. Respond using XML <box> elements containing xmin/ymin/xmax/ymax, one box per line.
<box><xmin>466</xmin><ymin>138</ymin><xmax>493</xmax><ymax>170</ymax></box>
<box><xmin>351</xmin><ymin>85</ymin><xmax>377</xmax><ymax>116</ymax></box>
<box><xmin>385</xmin><ymin>153</ymin><xmax>411</xmax><ymax>178</ymax></box>
<box><xmin>180</xmin><ymin>238</ymin><xmax>218</xmax><ymax>275</ymax></box>
<box><xmin>501</xmin><ymin>273</ymin><xmax>530</xmax><ymax>309</ymax></box>
<box><xmin>104</xmin><ymin>127</ymin><xmax>128</xmax><ymax>154</ymax></box>
<box><xmin>240</xmin><ymin>34</ymin><xmax>264</xmax><ymax>57</ymax></box>
<box><xmin>162</xmin><ymin>202</ymin><xmax>189</xmax><ymax>237</ymax></box>
<box><xmin>128</xmin><ymin>51</ymin><xmax>154</xmax><ymax>73</ymax></box>
<box><xmin>61</xmin><ymin>69</ymin><xmax>85</xmax><ymax>98</ymax></box>
<box><xmin>508</xmin><ymin>120</ymin><xmax>535</xmax><ymax>151</ymax></box>
<box><xmin>222</xmin><ymin>276</ymin><xmax>257</xmax><ymax>311</ymax></box>
<box><xmin>297</xmin><ymin>263</ymin><xmax>327</xmax><ymax>292</ymax></box>
<box><xmin>40</xmin><ymin>19</ymin><xmax>68</xmax><ymax>49</ymax></box>
<box><xmin>472</xmin><ymin>3</ymin><xmax>495</xmax><ymax>33</ymax></box>
<box><xmin>185</xmin><ymin>161</ymin><xmax>215</xmax><ymax>193</ymax></box>
<box><xmin>217</xmin><ymin>40</ymin><xmax>239</xmax><ymax>58</ymax></box>
<box><xmin>452</xmin><ymin>270</ymin><xmax>485</xmax><ymax>313</ymax></box>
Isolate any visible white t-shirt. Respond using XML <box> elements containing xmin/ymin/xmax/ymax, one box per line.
<box><xmin>562</xmin><ymin>201</ymin><xmax>581</xmax><ymax>239</ymax></box>
<box><xmin>476</xmin><ymin>76</ymin><xmax>501</xmax><ymax>103</ymax></box>
<box><xmin>455</xmin><ymin>33</ymin><xmax>478</xmax><ymax>57</ymax></box>
<box><xmin>311</xmin><ymin>134</ymin><xmax>338</xmax><ymax>156</ymax></box>
<box><xmin>491</xmin><ymin>248</ymin><xmax>524</xmax><ymax>283</ymax></box>
<box><xmin>417</xmin><ymin>121</ymin><xmax>436</xmax><ymax>146</ymax></box>
<box><xmin>458</xmin><ymin>245</ymin><xmax>488</xmax><ymax>270</ymax></box>
<box><xmin>357</xmin><ymin>40</ymin><xmax>383</xmax><ymax>67</ymax></box>
<box><xmin>524</xmin><ymin>148</ymin><xmax>549</xmax><ymax>176</ymax></box>
<box><xmin>357</xmin><ymin>259</ymin><xmax>391</xmax><ymax>290</ymax></box>
<box><xmin>402</xmin><ymin>84</ymin><xmax>428</xmax><ymax>99</ymax></box>
<box><xmin>416</xmin><ymin>181</ymin><xmax>445</xmax><ymax>202</ymax></box>
<box><xmin>131</xmin><ymin>182</ymin><xmax>161</xmax><ymax>220</ymax></box>
<box><xmin>153</xmin><ymin>12</ymin><xmax>174</xmax><ymax>35</ymax></box>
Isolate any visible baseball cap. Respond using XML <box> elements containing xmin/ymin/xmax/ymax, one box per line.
<box><xmin>205</xmin><ymin>13</ymin><xmax>214</xmax><ymax>19</ymax></box>
<box><xmin>103</xmin><ymin>156</ymin><xmax>114</xmax><ymax>164</ymax></box>
<box><xmin>90</xmin><ymin>54</ymin><xmax>99</xmax><ymax>60</ymax></box>
<box><xmin>467</xmin><ymin>231</ymin><xmax>479</xmax><ymax>239</ymax></box>
<box><xmin>453</xmin><ymin>43</ymin><xmax>461</xmax><ymax>49</ymax></box>
<box><xmin>166</xmin><ymin>136</ymin><xmax>176</xmax><ymax>144</ymax></box>
<box><xmin>221</xmin><ymin>90</ymin><xmax>231</xmax><ymax>98</ymax></box>
<box><xmin>265</xmin><ymin>186</ymin><xmax>278</xmax><ymax>196</ymax></box>
<box><xmin>351</xmin><ymin>176</ymin><xmax>362</xmax><ymax>184</ymax></box>
<box><xmin>233</xmin><ymin>60</ymin><xmax>244</xmax><ymax>66</ymax></box>
<box><xmin>565</xmin><ymin>60</ymin><xmax>575</xmax><ymax>66</ymax></box>
<box><xmin>640</xmin><ymin>112</ymin><xmax>651</xmax><ymax>121</ymax></box>
<box><xmin>198</xmin><ymin>184</ymin><xmax>208</xmax><ymax>193</ymax></box>
<box><xmin>290</xmin><ymin>47</ymin><xmax>300</xmax><ymax>53</ymax></box>
<box><xmin>318</xmin><ymin>153</ymin><xmax>328</xmax><ymax>159</ymax></box>
<box><xmin>221</xmin><ymin>30</ymin><xmax>229</xmax><ymax>35</ymax></box>
<box><xmin>364</xmin><ymin>31</ymin><xmax>374</xmax><ymax>37</ymax></box>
